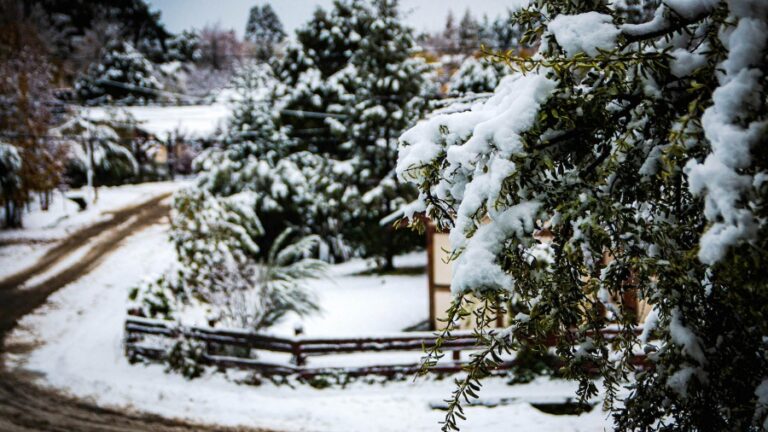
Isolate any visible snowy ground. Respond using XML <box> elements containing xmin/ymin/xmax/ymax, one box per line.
<box><xmin>0</xmin><ymin>181</ymin><xmax>181</xmax><ymax>244</ymax></box>
<box><xmin>82</xmin><ymin>105</ymin><xmax>229</xmax><ymax>139</ymax></box>
<box><xmin>0</xmin><ymin>181</ymin><xmax>182</xmax><ymax>281</ymax></box>
<box><xmin>4</xmin><ymin>216</ymin><xmax>612</xmax><ymax>431</ymax></box>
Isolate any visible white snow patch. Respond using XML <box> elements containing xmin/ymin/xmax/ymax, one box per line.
<box><xmin>548</xmin><ymin>12</ymin><xmax>621</xmax><ymax>57</ymax></box>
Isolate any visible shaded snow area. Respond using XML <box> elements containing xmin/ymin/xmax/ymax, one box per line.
<box><xmin>4</xmin><ymin>222</ymin><xmax>610</xmax><ymax>431</ymax></box>
<box><xmin>0</xmin><ymin>181</ymin><xmax>181</xmax><ymax>244</ymax></box>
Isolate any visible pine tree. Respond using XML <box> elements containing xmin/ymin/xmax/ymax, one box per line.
<box><xmin>477</xmin><ymin>14</ymin><xmax>494</xmax><ymax>49</ymax></box>
<box><xmin>223</xmin><ymin>62</ymin><xmax>287</xmax><ymax>157</ymax></box>
<box><xmin>458</xmin><ymin>9</ymin><xmax>480</xmax><ymax>55</ymax></box>
<box><xmin>398</xmin><ymin>0</ymin><xmax>768</xmax><ymax>430</ymax></box>
<box><xmin>442</xmin><ymin>11</ymin><xmax>458</xmax><ymax>54</ymax></box>
<box><xmin>294</xmin><ymin>1</ymin><xmax>370</xmax><ymax>79</ymax></box>
<box><xmin>195</xmin><ymin>60</ymin><xmax>352</xmax><ymax>259</ymax></box>
<box><xmin>447</xmin><ymin>56</ymin><xmax>507</xmax><ymax>95</ymax></box>
<box><xmin>340</xmin><ymin>0</ymin><xmax>433</xmax><ymax>269</ymax></box>
<box><xmin>245</xmin><ymin>3</ymin><xmax>286</xmax><ymax>60</ymax></box>
<box><xmin>275</xmin><ymin>0</ymin><xmax>373</xmax><ymax>158</ymax></box>
<box><xmin>18</xmin><ymin>0</ymin><xmax>172</xmax><ymax>76</ymax></box>
<box><xmin>75</xmin><ymin>41</ymin><xmax>163</xmax><ymax>105</ymax></box>
<box><xmin>166</xmin><ymin>30</ymin><xmax>201</xmax><ymax>63</ymax></box>
<box><xmin>491</xmin><ymin>9</ymin><xmax>523</xmax><ymax>52</ymax></box>
<box><xmin>131</xmin><ymin>63</ymin><xmax>331</xmax><ymax>334</ymax></box>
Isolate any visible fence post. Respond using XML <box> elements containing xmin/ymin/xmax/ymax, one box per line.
<box><xmin>292</xmin><ymin>341</ymin><xmax>306</xmax><ymax>367</ymax></box>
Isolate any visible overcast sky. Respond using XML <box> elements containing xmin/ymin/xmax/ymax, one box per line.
<box><xmin>145</xmin><ymin>0</ymin><xmax>514</xmax><ymax>37</ymax></box>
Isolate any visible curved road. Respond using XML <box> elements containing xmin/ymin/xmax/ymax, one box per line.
<box><xmin>0</xmin><ymin>193</ymin><xmax>267</xmax><ymax>432</ymax></box>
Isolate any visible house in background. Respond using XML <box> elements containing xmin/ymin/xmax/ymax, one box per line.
<box><xmin>425</xmin><ymin>222</ymin><xmax>653</xmax><ymax>331</ymax></box>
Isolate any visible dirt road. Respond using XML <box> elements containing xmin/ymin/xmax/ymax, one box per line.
<box><xmin>0</xmin><ymin>194</ymin><xmax>268</xmax><ymax>432</ymax></box>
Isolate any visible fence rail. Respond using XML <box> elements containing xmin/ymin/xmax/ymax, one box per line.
<box><xmin>124</xmin><ymin>316</ymin><xmax>645</xmax><ymax>378</ymax></box>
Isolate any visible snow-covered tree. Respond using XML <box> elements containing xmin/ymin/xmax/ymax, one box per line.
<box><xmin>491</xmin><ymin>10</ymin><xmax>524</xmax><ymax>52</ymax></box>
<box><xmin>0</xmin><ymin>9</ymin><xmax>66</xmax><ymax>226</ymax></box>
<box><xmin>447</xmin><ymin>56</ymin><xmax>508</xmax><ymax>95</ymax></box>
<box><xmin>295</xmin><ymin>1</ymin><xmax>370</xmax><ymax>79</ymax></box>
<box><xmin>223</xmin><ymin>62</ymin><xmax>287</xmax><ymax>155</ymax></box>
<box><xmin>21</xmin><ymin>0</ymin><xmax>172</xmax><ymax>78</ymax></box>
<box><xmin>398</xmin><ymin>0</ymin><xmax>768</xmax><ymax>430</ymax></box>
<box><xmin>458</xmin><ymin>9</ymin><xmax>481</xmax><ymax>55</ymax></box>
<box><xmin>268</xmin><ymin>0</ymin><xmax>436</xmax><ymax>267</ymax></box>
<box><xmin>477</xmin><ymin>14</ymin><xmax>495</xmax><ymax>49</ymax></box>
<box><xmin>442</xmin><ymin>11</ymin><xmax>459</xmax><ymax>54</ymax></box>
<box><xmin>130</xmin><ymin>188</ymin><xmax>325</xmax><ymax>332</ymax></box>
<box><xmin>75</xmin><ymin>41</ymin><xmax>163</xmax><ymax>105</ymax></box>
<box><xmin>338</xmin><ymin>0</ymin><xmax>434</xmax><ymax>269</ymax></box>
<box><xmin>198</xmin><ymin>24</ymin><xmax>243</xmax><ymax>72</ymax></box>
<box><xmin>245</xmin><ymin>3</ymin><xmax>286</xmax><ymax>60</ymax></box>
<box><xmin>165</xmin><ymin>30</ymin><xmax>201</xmax><ymax>63</ymax></box>
<box><xmin>52</xmin><ymin>115</ymin><xmax>138</xmax><ymax>200</ymax></box>
<box><xmin>274</xmin><ymin>1</ymin><xmax>372</xmax><ymax>157</ymax></box>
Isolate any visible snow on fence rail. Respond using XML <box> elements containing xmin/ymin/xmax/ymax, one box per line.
<box><xmin>123</xmin><ymin>316</ymin><xmax>646</xmax><ymax>378</ymax></box>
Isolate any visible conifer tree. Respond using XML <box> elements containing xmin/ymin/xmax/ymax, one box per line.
<box><xmin>447</xmin><ymin>56</ymin><xmax>507</xmax><ymax>95</ymax></box>
<box><xmin>477</xmin><ymin>14</ymin><xmax>494</xmax><ymax>49</ymax></box>
<box><xmin>294</xmin><ymin>1</ymin><xmax>370</xmax><ymax>79</ymax></box>
<box><xmin>223</xmin><ymin>62</ymin><xmax>286</xmax><ymax>158</ymax></box>
<box><xmin>458</xmin><ymin>9</ymin><xmax>481</xmax><ymax>55</ymax></box>
<box><xmin>166</xmin><ymin>30</ymin><xmax>201</xmax><ymax>63</ymax></box>
<box><xmin>341</xmin><ymin>0</ymin><xmax>433</xmax><ymax>269</ymax></box>
<box><xmin>275</xmin><ymin>0</ymin><xmax>372</xmax><ymax>158</ymax></box>
<box><xmin>491</xmin><ymin>10</ymin><xmax>523</xmax><ymax>52</ymax></box>
<box><xmin>442</xmin><ymin>11</ymin><xmax>458</xmax><ymax>54</ymax></box>
<box><xmin>245</xmin><ymin>3</ymin><xmax>286</xmax><ymax>60</ymax></box>
<box><xmin>75</xmin><ymin>41</ymin><xmax>163</xmax><ymax>105</ymax></box>
<box><xmin>398</xmin><ymin>0</ymin><xmax>768</xmax><ymax>430</ymax></box>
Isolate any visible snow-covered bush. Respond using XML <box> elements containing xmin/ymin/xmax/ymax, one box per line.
<box><xmin>75</xmin><ymin>41</ymin><xmax>163</xmax><ymax>105</ymax></box>
<box><xmin>130</xmin><ymin>188</ymin><xmax>326</xmax><ymax>332</ymax></box>
<box><xmin>398</xmin><ymin>0</ymin><xmax>768</xmax><ymax>430</ymax></box>
<box><xmin>51</xmin><ymin>115</ymin><xmax>138</xmax><ymax>189</ymax></box>
<box><xmin>165</xmin><ymin>30</ymin><xmax>201</xmax><ymax>63</ymax></box>
<box><xmin>447</xmin><ymin>56</ymin><xmax>508</xmax><ymax>95</ymax></box>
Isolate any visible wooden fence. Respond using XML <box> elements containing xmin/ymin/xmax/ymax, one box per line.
<box><xmin>124</xmin><ymin>316</ymin><xmax>645</xmax><ymax>378</ymax></box>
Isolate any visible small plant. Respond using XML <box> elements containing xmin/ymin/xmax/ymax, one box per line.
<box><xmin>165</xmin><ymin>338</ymin><xmax>206</xmax><ymax>379</ymax></box>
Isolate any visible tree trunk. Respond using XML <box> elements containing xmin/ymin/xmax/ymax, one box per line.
<box><xmin>4</xmin><ymin>201</ymin><xmax>23</xmax><ymax>229</ymax></box>
<box><xmin>167</xmin><ymin>136</ymin><xmax>175</xmax><ymax>181</ymax></box>
<box><xmin>88</xmin><ymin>138</ymin><xmax>99</xmax><ymax>203</ymax></box>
